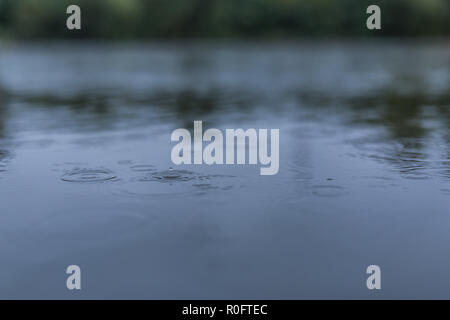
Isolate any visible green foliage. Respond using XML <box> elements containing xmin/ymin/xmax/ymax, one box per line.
<box><xmin>0</xmin><ymin>0</ymin><xmax>449</xmax><ymax>39</ymax></box>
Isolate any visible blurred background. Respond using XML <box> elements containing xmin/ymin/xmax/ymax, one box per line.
<box><xmin>0</xmin><ymin>0</ymin><xmax>450</xmax><ymax>299</ymax></box>
<box><xmin>0</xmin><ymin>0</ymin><xmax>450</xmax><ymax>39</ymax></box>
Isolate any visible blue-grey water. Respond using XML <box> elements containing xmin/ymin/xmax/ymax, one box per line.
<box><xmin>0</xmin><ymin>41</ymin><xmax>449</xmax><ymax>299</ymax></box>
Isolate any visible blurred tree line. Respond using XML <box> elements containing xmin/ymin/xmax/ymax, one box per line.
<box><xmin>0</xmin><ymin>0</ymin><xmax>449</xmax><ymax>39</ymax></box>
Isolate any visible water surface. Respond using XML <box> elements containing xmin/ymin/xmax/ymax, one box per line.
<box><xmin>0</xmin><ymin>41</ymin><xmax>449</xmax><ymax>298</ymax></box>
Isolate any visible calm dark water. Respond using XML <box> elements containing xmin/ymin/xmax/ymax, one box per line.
<box><xmin>0</xmin><ymin>41</ymin><xmax>449</xmax><ymax>299</ymax></box>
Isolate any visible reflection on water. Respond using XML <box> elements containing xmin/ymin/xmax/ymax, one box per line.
<box><xmin>0</xmin><ymin>149</ymin><xmax>8</xmax><ymax>174</ymax></box>
<box><xmin>295</xmin><ymin>89</ymin><xmax>450</xmax><ymax>181</ymax></box>
<box><xmin>0</xmin><ymin>41</ymin><xmax>450</xmax><ymax>299</ymax></box>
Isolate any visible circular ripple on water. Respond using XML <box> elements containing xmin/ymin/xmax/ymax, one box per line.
<box><xmin>116</xmin><ymin>169</ymin><xmax>238</xmax><ymax>198</ymax></box>
<box><xmin>61</xmin><ymin>168</ymin><xmax>117</xmax><ymax>183</ymax></box>
<box><xmin>137</xmin><ymin>169</ymin><xmax>198</xmax><ymax>182</ymax></box>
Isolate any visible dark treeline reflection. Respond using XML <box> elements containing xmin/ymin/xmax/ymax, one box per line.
<box><xmin>0</xmin><ymin>41</ymin><xmax>449</xmax><ymax>183</ymax></box>
<box><xmin>0</xmin><ymin>84</ymin><xmax>8</xmax><ymax>140</ymax></box>
<box><xmin>0</xmin><ymin>96</ymin><xmax>7</xmax><ymax>172</ymax></box>
<box><xmin>297</xmin><ymin>89</ymin><xmax>450</xmax><ymax>179</ymax></box>
<box><xmin>1</xmin><ymin>84</ymin><xmax>449</xmax><ymax>180</ymax></box>
<box><xmin>6</xmin><ymin>88</ymin><xmax>259</xmax><ymax>131</ymax></box>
